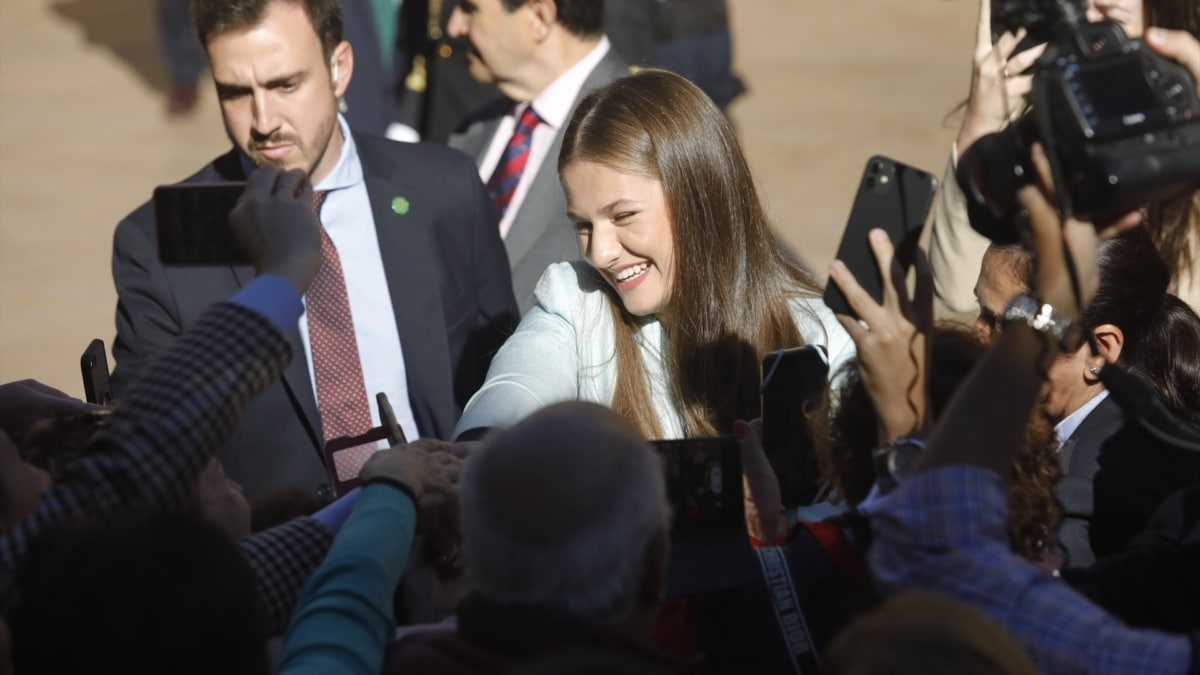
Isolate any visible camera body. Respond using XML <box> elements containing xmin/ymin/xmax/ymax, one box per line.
<box><xmin>958</xmin><ymin>6</ymin><xmax>1200</xmax><ymax>243</ymax></box>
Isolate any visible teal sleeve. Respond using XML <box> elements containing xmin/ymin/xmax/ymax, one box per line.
<box><xmin>277</xmin><ymin>482</ymin><xmax>417</xmax><ymax>675</ymax></box>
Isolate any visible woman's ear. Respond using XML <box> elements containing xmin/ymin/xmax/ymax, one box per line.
<box><xmin>1084</xmin><ymin>322</ymin><xmax>1125</xmax><ymax>383</ymax></box>
<box><xmin>1091</xmin><ymin>322</ymin><xmax>1125</xmax><ymax>364</ymax></box>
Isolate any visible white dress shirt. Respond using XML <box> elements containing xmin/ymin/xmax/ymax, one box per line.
<box><xmin>477</xmin><ymin>37</ymin><xmax>612</xmax><ymax>239</ymax></box>
<box><xmin>1054</xmin><ymin>389</ymin><xmax>1110</xmax><ymax>450</ymax></box>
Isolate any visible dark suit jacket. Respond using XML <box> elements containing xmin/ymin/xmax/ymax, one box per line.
<box><xmin>111</xmin><ymin>134</ymin><xmax>519</xmax><ymax>499</ymax></box>
<box><xmin>448</xmin><ymin>48</ymin><xmax>629</xmax><ymax>313</ymax></box>
<box><xmin>1056</xmin><ymin>395</ymin><xmax>1200</xmax><ymax>567</ymax></box>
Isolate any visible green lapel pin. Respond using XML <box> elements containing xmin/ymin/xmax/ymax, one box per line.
<box><xmin>391</xmin><ymin>196</ymin><xmax>410</xmax><ymax>215</ymax></box>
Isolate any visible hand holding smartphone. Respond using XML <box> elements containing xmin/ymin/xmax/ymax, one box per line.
<box><xmin>822</xmin><ymin>156</ymin><xmax>937</xmax><ymax>320</ymax></box>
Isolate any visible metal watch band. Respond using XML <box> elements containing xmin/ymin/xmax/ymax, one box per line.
<box><xmin>1002</xmin><ymin>293</ymin><xmax>1080</xmax><ymax>351</ymax></box>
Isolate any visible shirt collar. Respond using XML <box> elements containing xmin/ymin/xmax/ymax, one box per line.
<box><xmin>1054</xmin><ymin>389</ymin><xmax>1110</xmax><ymax>448</ymax></box>
<box><xmin>522</xmin><ymin>37</ymin><xmax>611</xmax><ymax>131</ymax></box>
<box><xmin>235</xmin><ymin>114</ymin><xmax>361</xmax><ymax>191</ymax></box>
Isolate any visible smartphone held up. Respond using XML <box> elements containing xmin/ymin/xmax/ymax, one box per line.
<box><xmin>822</xmin><ymin>156</ymin><xmax>937</xmax><ymax>320</ymax></box>
<box><xmin>153</xmin><ymin>182</ymin><xmax>249</xmax><ymax>266</ymax></box>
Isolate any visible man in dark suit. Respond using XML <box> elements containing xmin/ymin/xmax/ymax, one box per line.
<box><xmin>445</xmin><ymin>0</ymin><xmax>628</xmax><ymax>312</ymax></box>
<box><xmin>111</xmin><ymin>0</ymin><xmax>518</xmax><ymax>500</ymax></box>
<box><xmin>1057</xmin><ymin>396</ymin><xmax>1200</xmax><ymax>567</ymax></box>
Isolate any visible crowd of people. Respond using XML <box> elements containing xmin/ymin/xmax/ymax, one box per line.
<box><xmin>3</xmin><ymin>0</ymin><xmax>1200</xmax><ymax>672</ymax></box>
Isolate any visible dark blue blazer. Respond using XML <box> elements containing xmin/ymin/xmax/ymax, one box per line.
<box><xmin>111</xmin><ymin>134</ymin><xmax>518</xmax><ymax>499</ymax></box>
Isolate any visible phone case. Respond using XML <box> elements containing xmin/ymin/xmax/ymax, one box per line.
<box><xmin>80</xmin><ymin>338</ymin><xmax>113</xmax><ymax>405</ymax></box>
<box><xmin>822</xmin><ymin>155</ymin><xmax>938</xmax><ymax>319</ymax></box>
<box><xmin>760</xmin><ymin>345</ymin><xmax>830</xmax><ymax>506</ymax></box>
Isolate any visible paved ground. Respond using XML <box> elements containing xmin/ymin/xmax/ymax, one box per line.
<box><xmin>0</xmin><ymin>0</ymin><xmax>977</xmax><ymax>396</ymax></box>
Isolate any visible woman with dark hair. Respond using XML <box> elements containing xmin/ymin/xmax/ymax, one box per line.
<box><xmin>453</xmin><ymin>70</ymin><xmax>852</xmax><ymax>440</ymax></box>
<box><xmin>974</xmin><ymin>226</ymin><xmax>1200</xmax><ymax>566</ymax></box>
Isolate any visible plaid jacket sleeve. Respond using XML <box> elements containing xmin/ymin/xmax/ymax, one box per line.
<box><xmin>0</xmin><ymin>301</ymin><xmax>292</xmax><ymax>571</ymax></box>
<box><xmin>242</xmin><ymin>517</ymin><xmax>335</xmax><ymax>635</ymax></box>
<box><xmin>869</xmin><ymin>465</ymin><xmax>1193</xmax><ymax>675</ymax></box>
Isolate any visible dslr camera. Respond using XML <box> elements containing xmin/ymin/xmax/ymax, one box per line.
<box><xmin>957</xmin><ymin>0</ymin><xmax>1200</xmax><ymax>243</ymax></box>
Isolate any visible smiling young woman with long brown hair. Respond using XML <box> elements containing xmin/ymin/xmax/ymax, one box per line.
<box><xmin>453</xmin><ymin>69</ymin><xmax>854</xmax><ymax>440</ymax></box>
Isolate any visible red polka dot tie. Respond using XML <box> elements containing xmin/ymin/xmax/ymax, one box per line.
<box><xmin>306</xmin><ymin>190</ymin><xmax>375</xmax><ymax>482</ymax></box>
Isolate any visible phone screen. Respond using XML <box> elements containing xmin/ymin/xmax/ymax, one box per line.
<box><xmin>761</xmin><ymin>345</ymin><xmax>830</xmax><ymax>506</ymax></box>
<box><xmin>822</xmin><ymin>156</ymin><xmax>937</xmax><ymax>319</ymax></box>
<box><xmin>651</xmin><ymin>436</ymin><xmax>744</xmax><ymax>534</ymax></box>
<box><xmin>154</xmin><ymin>183</ymin><xmax>249</xmax><ymax>266</ymax></box>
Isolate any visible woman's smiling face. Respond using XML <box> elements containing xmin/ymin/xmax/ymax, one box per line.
<box><xmin>563</xmin><ymin>161</ymin><xmax>676</xmax><ymax>317</ymax></box>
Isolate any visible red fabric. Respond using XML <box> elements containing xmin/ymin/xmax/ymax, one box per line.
<box><xmin>305</xmin><ymin>190</ymin><xmax>375</xmax><ymax>482</ymax></box>
<box><xmin>793</xmin><ymin>519</ymin><xmax>868</xmax><ymax>585</ymax></box>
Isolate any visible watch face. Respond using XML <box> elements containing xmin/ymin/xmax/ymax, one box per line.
<box><xmin>886</xmin><ymin>440</ymin><xmax>926</xmax><ymax>481</ymax></box>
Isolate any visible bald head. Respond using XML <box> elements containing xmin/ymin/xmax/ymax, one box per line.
<box><xmin>460</xmin><ymin>402</ymin><xmax>668</xmax><ymax>627</ymax></box>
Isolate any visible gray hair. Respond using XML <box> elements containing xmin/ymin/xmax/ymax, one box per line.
<box><xmin>459</xmin><ymin>402</ymin><xmax>669</xmax><ymax>626</ymax></box>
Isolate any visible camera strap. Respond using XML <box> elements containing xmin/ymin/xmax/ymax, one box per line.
<box><xmin>755</xmin><ymin>546</ymin><xmax>822</xmax><ymax>674</ymax></box>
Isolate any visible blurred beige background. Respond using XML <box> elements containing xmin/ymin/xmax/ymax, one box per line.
<box><xmin>0</xmin><ymin>0</ymin><xmax>976</xmax><ymax>397</ymax></box>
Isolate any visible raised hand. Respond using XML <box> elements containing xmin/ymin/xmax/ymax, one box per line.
<box><xmin>229</xmin><ymin>166</ymin><xmax>322</xmax><ymax>293</ymax></box>
<box><xmin>1018</xmin><ymin>143</ymin><xmax>1142</xmax><ymax>321</ymax></box>
<box><xmin>734</xmin><ymin>419</ymin><xmax>787</xmax><ymax>545</ymax></box>
<box><xmin>957</xmin><ymin>0</ymin><xmax>1046</xmax><ymax>156</ymax></box>
<box><xmin>829</xmin><ymin>230</ymin><xmax>934</xmax><ymax>443</ymax></box>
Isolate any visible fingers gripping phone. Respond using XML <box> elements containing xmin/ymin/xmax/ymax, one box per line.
<box><xmin>823</xmin><ymin>156</ymin><xmax>938</xmax><ymax>319</ymax></box>
<box><xmin>154</xmin><ymin>182</ymin><xmax>250</xmax><ymax>265</ymax></box>
<box><xmin>761</xmin><ymin>345</ymin><xmax>830</xmax><ymax>507</ymax></box>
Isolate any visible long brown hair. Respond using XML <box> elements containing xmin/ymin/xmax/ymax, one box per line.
<box><xmin>559</xmin><ymin>70</ymin><xmax>822</xmax><ymax>437</ymax></box>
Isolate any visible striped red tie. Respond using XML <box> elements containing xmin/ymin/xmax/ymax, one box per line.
<box><xmin>486</xmin><ymin>106</ymin><xmax>541</xmax><ymax>223</ymax></box>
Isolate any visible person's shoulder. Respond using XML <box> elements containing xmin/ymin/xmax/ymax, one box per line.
<box><xmin>532</xmin><ymin>261</ymin><xmax>609</xmax><ymax>317</ymax></box>
<box><xmin>355</xmin><ymin>133</ymin><xmax>478</xmax><ymax>174</ymax></box>
<box><xmin>787</xmin><ymin>290</ymin><xmax>856</xmax><ymax>366</ymax></box>
<box><xmin>787</xmin><ymin>290</ymin><xmax>836</xmax><ymax>333</ymax></box>
<box><xmin>590</xmin><ymin>45</ymin><xmax>631</xmax><ymax>81</ymax></box>
<box><xmin>451</xmin><ymin>97</ymin><xmax>514</xmax><ymax>138</ymax></box>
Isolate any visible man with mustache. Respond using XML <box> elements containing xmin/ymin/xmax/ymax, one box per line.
<box><xmin>110</xmin><ymin>0</ymin><xmax>519</xmax><ymax>501</ymax></box>
<box><xmin>446</xmin><ymin>0</ymin><xmax>628</xmax><ymax>312</ymax></box>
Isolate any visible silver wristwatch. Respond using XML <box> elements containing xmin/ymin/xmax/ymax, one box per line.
<box><xmin>873</xmin><ymin>436</ymin><xmax>927</xmax><ymax>488</ymax></box>
<box><xmin>1002</xmin><ymin>293</ymin><xmax>1080</xmax><ymax>351</ymax></box>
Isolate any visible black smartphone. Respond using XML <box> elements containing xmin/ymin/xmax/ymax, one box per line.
<box><xmin>761</xmin><ymin>345</ymin><xmax>830</xmax><ymax>507</ymax></box>
<box><xmin>153</xmin><ymin>182</ymin><xmax>250</xmax><ymax>266</ymax></box>
<box><xmin>656</xmin><ymin>435</ymin><xmax>757</xmax><ymax>598</ymax></box>
<box><xmin>80</xmin><ymin>338</ymin><xmax>113</xmax><ymax>405</ymax></box>
<box><xmin>822</xmin><ymin>155</ymin><xmax>937</xmax><ymax>319</ymax></box>
<box><xmin>652</xmin><ymin>435</ymin><xmax>744</xmax><ymax>535</ymax></box>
